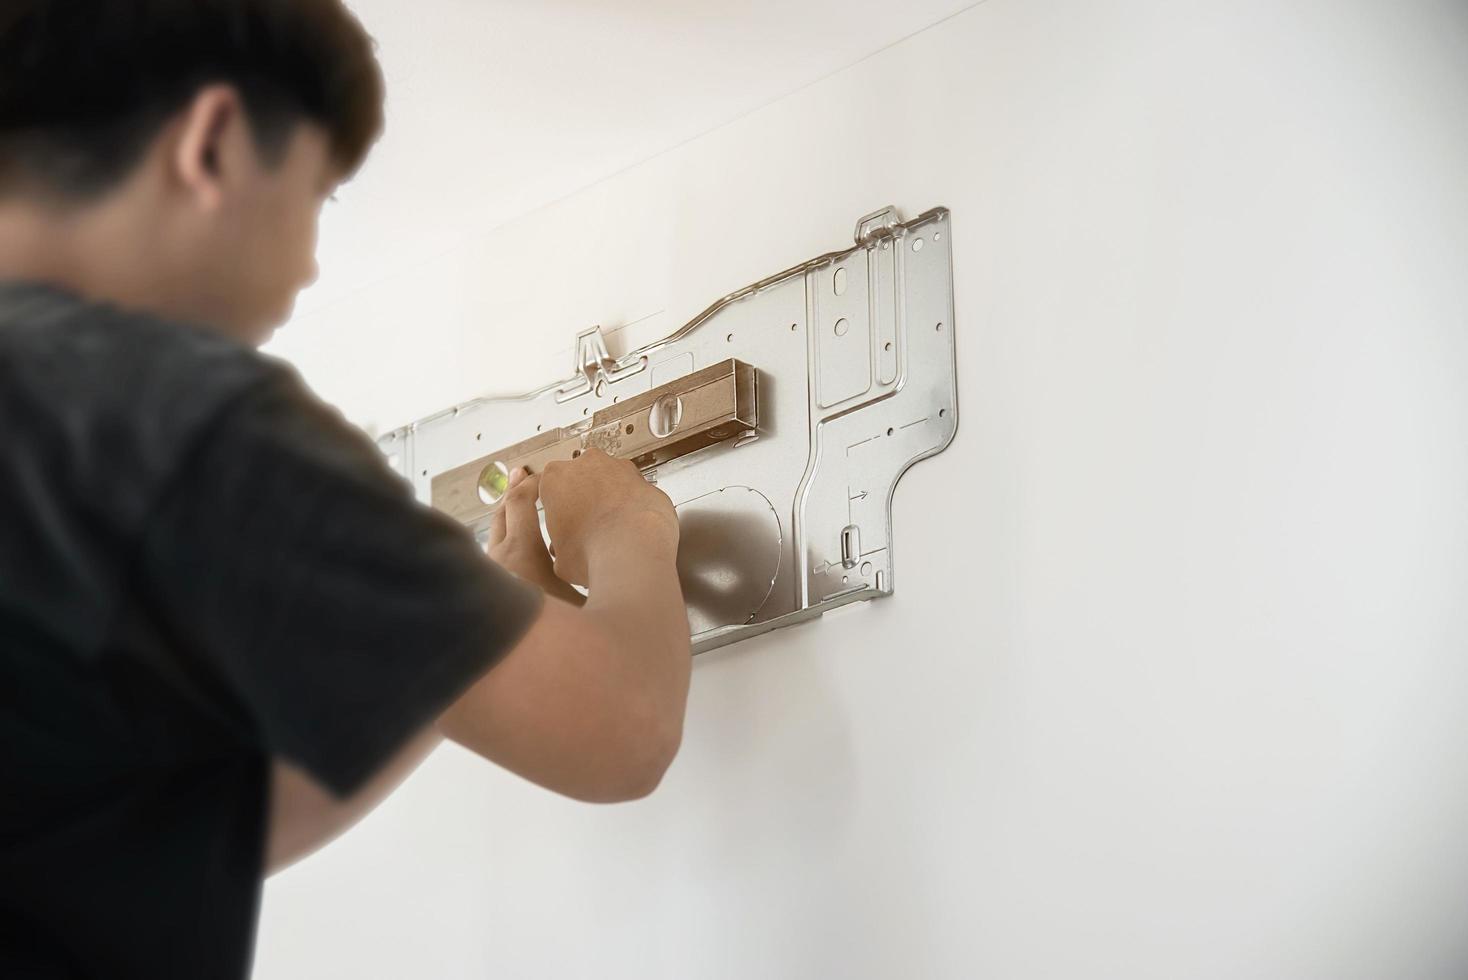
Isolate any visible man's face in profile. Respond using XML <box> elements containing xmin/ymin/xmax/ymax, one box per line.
<box><xmin>190</xmin><ymin>121</ymin><xmax>341</xmax><ymax>347</ymax></box>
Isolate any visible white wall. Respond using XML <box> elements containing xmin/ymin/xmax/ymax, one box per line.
<box><xmin>256</xmin><ymin>1</ymin><xmax>1468</xmax><ymax>977</ymax></box>
<box><xmin>290</xmin><ymin>0</ymin><xmax>979</xmax><ymax>325</ymax></box>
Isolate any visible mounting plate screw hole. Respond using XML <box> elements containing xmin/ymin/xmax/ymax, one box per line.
<box><xmin>834</xmin><ymin>318</ymin><xmax>849</xmax><ymax>337</ymax></box>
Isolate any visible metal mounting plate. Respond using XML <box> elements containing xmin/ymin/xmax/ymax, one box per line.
<box><xmin>379</xmin><ymin>205</ymin><xmax>959</xmax><ymax>655</ymax></box>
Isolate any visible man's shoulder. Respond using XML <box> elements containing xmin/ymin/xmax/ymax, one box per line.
<box><xmin>0</xmin><ymin>280</ymin><xmax>287</xmax><ymax>411</ymax></box>
<box><xmin>0</xmin><ymin>280</ymin><xmax>300</xmax><ymax>531</ymax></box>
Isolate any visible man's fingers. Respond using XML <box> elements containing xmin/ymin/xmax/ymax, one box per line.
<box><xmin>488</xmin><ymin>468</ymin><xmax>529</xmax><ymax>551</ymax></box>
<box><xmin>503</xmin><ymin>472</ymin><xmax>543</xmax><ymax>544</ymax></box>
<box><xmin>487</xmin><ymin>505</ymin><xmax>508</xmax><ymax>548</ymax></box>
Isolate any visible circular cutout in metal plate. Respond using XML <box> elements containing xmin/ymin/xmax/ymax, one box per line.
<box><xmin>674</xmin><ymin>486</ymin><xmax>782</xmax><ymax>636</ymax></box>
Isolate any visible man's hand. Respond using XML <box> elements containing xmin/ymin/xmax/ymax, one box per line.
<box><xmin>487</xmin><ymin>467</ymin><xmax>586</xmax><ymax>606</ymax></box>
<box><xmin>538</xmin><ymin>448</ymin><xmax>679</xmax><ymax>587</ymax></box>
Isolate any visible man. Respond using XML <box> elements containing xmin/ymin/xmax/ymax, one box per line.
<box><xmin>0</xmin><ymin>1</ymin><xmax>692</xmax><ymax>976</ymax></box>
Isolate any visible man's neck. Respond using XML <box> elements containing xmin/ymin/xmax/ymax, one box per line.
<box><xmin>1</xmin><ymin>196</ymin><xmax>140</xmax><ymax>297</ymax></box>
<box><xmin>0</xmin><ymin>194</ymin><xmax>206</xmax><ymax>333</ymax></box>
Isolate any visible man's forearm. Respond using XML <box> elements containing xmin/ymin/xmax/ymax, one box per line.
<box><xmin>581</xmin><ymin>521</ymin><xmax>691</xmax><ymax>744</ymax></box>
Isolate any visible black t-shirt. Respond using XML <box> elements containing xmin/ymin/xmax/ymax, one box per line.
<box><xmin>0</xmin><ymin>282</ymin><xmax>543</xmax><ymax>978</ymax></box>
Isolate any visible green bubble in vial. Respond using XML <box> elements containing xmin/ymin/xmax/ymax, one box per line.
<box><xmin>477</xmin><ymin>461</ymin><xmax>511</xmax><ymax>506</ymax></box>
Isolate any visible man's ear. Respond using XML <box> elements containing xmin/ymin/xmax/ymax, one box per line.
<box><xmin>173</xmin><ymin>85</ymin><xmax>247</xmax><ymax>212</ymax></box>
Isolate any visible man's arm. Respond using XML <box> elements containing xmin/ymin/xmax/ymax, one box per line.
<box><xmin>266</xmin><ymin>569</ymin><xmax>687</xmax><ymax>875</ymax></box>
<box><xmin>437</xmin><ymin>454</ymin><xmax>691</xmax><ymax>803</ymax></box>
<box><xmin>265</xmin><ymin>451</ymin><xmax>690</xmax><ymax>873</ymax></box>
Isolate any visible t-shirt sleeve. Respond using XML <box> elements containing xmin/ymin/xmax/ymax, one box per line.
<box><xmin>136</xmin><ymin>370</ymin><xmax>544</xmax><ymax>797</ymax></box>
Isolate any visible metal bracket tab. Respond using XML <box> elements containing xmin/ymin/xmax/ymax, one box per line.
<box><xmin>557</xmin><ymin>326</ymin><xmax>648</xmax><ymax>401</ymax></box>
<box><xmin>382</xmin><ymin>205</ymin><xmax>959</xmax><ymax>655</ymax></box>
<box><xmin>853</xmin><ymin>205</ymin><xmax>901</xmax><ymax>245</ymax></box>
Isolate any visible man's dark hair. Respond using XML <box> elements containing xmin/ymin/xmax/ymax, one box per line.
<box><xmin>0</xmin><ymin>0</ymin><xmax>385</xmax><ymax>200</ymax></box>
